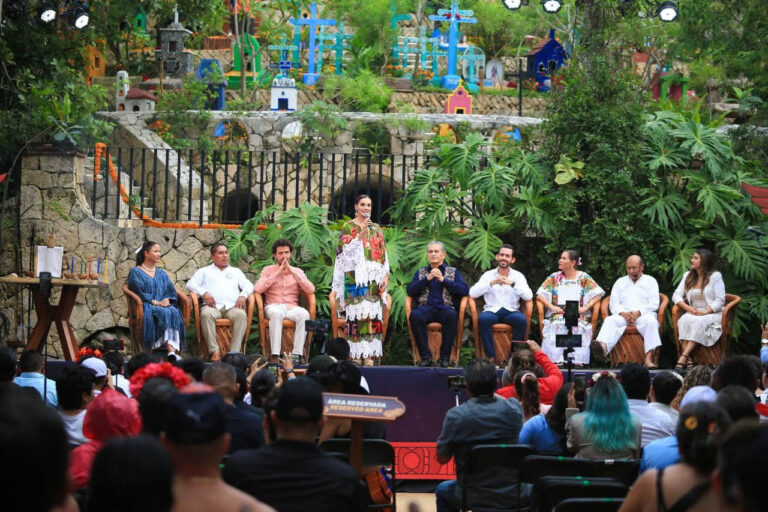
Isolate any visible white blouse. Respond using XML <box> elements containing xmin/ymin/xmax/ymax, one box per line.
<box><xmin>672</xmin><ymin>271</ymin><xmax>726</xmax><ymax>313</ymax></box>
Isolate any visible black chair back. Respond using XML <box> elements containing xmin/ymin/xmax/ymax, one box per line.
<box><xmin>520</xmin><ymin>455</ymin><xmax>640</xmax><ymax>487</ymax></box>
<box><xmin>460</xmin><ymin>444</ymin><xmax>535</xmax><ymax>512</ymax></box>
<box><xmin>553</xmin><ymin>497</ymin><xmax>624</xmax><ymax>512</ymax></box>
<box><xmin>532</xmin><ymin>476</ymin><xmax>627</xmax><ymax>512</ymax></box>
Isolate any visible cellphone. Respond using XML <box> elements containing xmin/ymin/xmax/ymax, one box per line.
<box><xmin>573</xmin><ymin>376</ymin><xmax>586</xmax><ymax>403</ymax></box>
<box><xmin>267</xmin><ymin>363</ymin><xmax>278</xmax><ymax>377</ymax></box>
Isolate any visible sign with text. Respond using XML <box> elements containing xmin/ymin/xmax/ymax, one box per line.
<box><xmin>323</xmin><ymin>393</ymin><xmax>405</xmax><ymax>422</ymax></box>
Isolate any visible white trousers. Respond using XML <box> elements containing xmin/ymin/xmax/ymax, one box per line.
<box><xmin>596</xmin><ymin>313</ymin><xmax>661</xmax><ymax>354</ymax></box>
<box><xmin>264</xmin><ymin>304</ymin><xmax>310</xmax><ymax>356</ymax></box>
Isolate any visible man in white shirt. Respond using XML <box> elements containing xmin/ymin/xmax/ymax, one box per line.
<box><xmin>594</xmin><ymin>255</ymin><xmax>661</xmax><ymax>368</ymax></box>
<box><xmin>620</xmin><ymin>363</ymin><xmax>676</xmax><ymax>447</ymax></box>
<box><xmin>468</xmin><ymin>244</ymin><xmax>533</xmax><ymax>364</ymax></box>
<box><xmin>187</xmin><ymin>243</ymin><xmax>254</xmax><ymax>361</ymax></box>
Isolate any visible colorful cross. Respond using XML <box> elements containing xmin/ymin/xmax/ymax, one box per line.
<box><xmin>289</xmin><ymin>2</ymin><xmax>337</xmax><ymax>85</ymax></box>
<box><xmin>268</xmin><ymin>34</ymin><xmax>298</xmax><ymax>76</ymax></box>
<box><xmin>390</xmin><ymin>0</ymin><xmax>411</xmax><ymax>61</ymax></box>
<box><xmin>460</xmin><ymin>45</ymin><xmax>485</xmax><ymax>92</ymax></box>
<box><xmin>429</xmin><ymin>0</ymin><xmax>476</xmax><ymax>89</ymax></box>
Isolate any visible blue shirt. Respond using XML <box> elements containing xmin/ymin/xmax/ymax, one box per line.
<box><xmin>519</xmin><ymin>414</ymin><xmax>566</xmax><ymax>455</ymax></box>
<box><xmin>406</xmin><ymin>263</ymin><xmax>469</xmax><ymax>307</ymax></box>
<box><xmin>760</xmin><ymin>345</ymin><xmax>768</xmax><ymax>365</ymax></box>
<box><xmin>639</xmin><ymin>435</ymin><xmax>679</xmax><ymax>473</ymax></box>
<box><xmin>14</xmin><ymin>372</ymin><xmax>58</xmax><ymax>407</ymax></box>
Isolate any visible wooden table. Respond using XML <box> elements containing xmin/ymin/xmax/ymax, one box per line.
<box><xmin>0</xmin><ymin>276</ymin><xmax>108</xmax><ymax>361</ymax></box>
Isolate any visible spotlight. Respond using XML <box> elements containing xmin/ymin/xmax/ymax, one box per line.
<box><xmin>503</xmin><ymin>0</ymin><xmax>523</xmax><ymax>10</ymax></box>
<box><xmin>657</xmin><ymin>0</ymin><xmax>678</xmax><ymax>22</ymax></box>
<box><xmin>5</xmin><ymin>0</ymin><xmax>28</xmax><ymax>19</ymax></box>
<box><xmin>64</xmin><ymin>0</ymin><xmax>88</xmax><ymax>29</ymax></box>
<box><xmin>541</xmin><ymin>0</ymin><xmax>561</xmax><ymax>14</ymax></box>
<box><xmin>38</xmin><ymin>0</ymin><xmax>57</xmax><ymax>23</ymax></box>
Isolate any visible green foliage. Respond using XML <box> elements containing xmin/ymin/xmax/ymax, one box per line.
<box><xmin>322</xmin><ymin>71</ymin><xmax>393</xmax><ymax>113</ymax></box>
<box><xmin>295</xmin><ymin>101</ymin><xmax>350</xmax><ymax>142</ymax></box>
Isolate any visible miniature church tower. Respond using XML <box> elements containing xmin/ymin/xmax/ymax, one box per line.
<box><xmin>270</xmin><ymin>75</ymin><xmax>298</xmax><ymax>112</ymax></box>
<box><xmin>156</xmin><ymin>6</ymin><xmax>194</xmax><ymax>78</ymax></box>
<box><xmin>115</xmin><ymin>71</ymin><xmax>157</xmax><ymax>112</ymax></box>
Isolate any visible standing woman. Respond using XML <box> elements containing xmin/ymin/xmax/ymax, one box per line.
<box><xmin>672</xmin><ymin>249</ymin><xmax>726</xmax><ymax>369</ymax></box>
<box><xmin>127</xmin><ymin>241</ymin><xmax>186</xmax><ymax>356</ymax></box>
<box><xmin>331</xmin><ymin>195</ymin><xmax>390</xmax><ymax>366</ymax></box>
<box><xmin>536</xmin><ymin>250</ymin><xmax>604</xmax><ymax>366</ymax></box>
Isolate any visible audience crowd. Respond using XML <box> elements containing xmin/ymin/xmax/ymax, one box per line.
<box><xmin>1</xmin><ymin>342</ymin><xmax>767</xmax><ymax>512</ymax></box>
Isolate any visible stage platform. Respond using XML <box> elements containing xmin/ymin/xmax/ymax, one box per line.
<box><xmin>44</xmin><ymin>362</ymin><xmax>624</xmax><ymax>480</ymax></box>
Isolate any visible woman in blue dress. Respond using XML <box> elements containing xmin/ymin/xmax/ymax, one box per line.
<box><xmin>127</xmin><ymin>241</ymin><xmax>185</xmax><ymax>356</ymax></box>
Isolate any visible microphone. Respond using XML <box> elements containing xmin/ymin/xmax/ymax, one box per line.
<box><xmin>747</xmin><ymin>226</ymin><xmax>767</xmax><ymax>237</ymax></box>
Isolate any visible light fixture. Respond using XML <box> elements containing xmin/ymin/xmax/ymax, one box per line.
<box><xmin>541</xmin><ymin>0</ymin><xmax>561</xmax><ymax>14</ymax></box>
<box><xmin>64</xmin><ymin>0</ymin><xmax>88</xmax><ymax>29</ymax></box>
<box><xmin>657</xmin><ymin>1</ymin><xmax>678</xmax><ymax>22</ymax></box>
<box><xmin>503</xmin><ymin>0</ymin><xmax>523</xmax><ymax>10</ymax></box>
<box><xmin>37</xmin><ymin>0</ymin><xmax>57</xmax><ymax>23</ymax></box>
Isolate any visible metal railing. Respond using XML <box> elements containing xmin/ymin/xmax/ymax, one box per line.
<box><xmin>90</xmin><ymin>147</ymin><xmax>434</xmax><ymax>226</ymax></box>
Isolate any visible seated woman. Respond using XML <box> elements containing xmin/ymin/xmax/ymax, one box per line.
<box><xmin>566</xmin><ymin>372</ymin><xmax>642</xmax><ymax>460</ymax></box>
<box><xmin>537</xmin><ymin>250</ymin><xmax>604</xmax><ymax>366</ymax></box>
<box><xmin>127</xmin><ymin>241</ymin><xmax>186</xmax><ymax>357</ymax></box>
<box><xmin>672</xmin><ymin>248</ymin><xmax>726</xmax><ymax>369</ymax></box>
<box><xmin>618</xmin><ymin>401</ymin><xmax>731</xmax><ymax>512</ymax></box>
<box><xmin>519</xmin><ymin>382</ymin><xmax>570</xmax><ymax>455</ymax></box>
<box><xmin>514</xmin><ymin>370</ymin><xmax>551</xmax><ymax>423</ymax></box>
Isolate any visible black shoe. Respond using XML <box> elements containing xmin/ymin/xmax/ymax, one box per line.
<box><xmin>439</xmin><ymin>358</ymin><xmax>451</xmax><ymax>368</ymax></box>
<box><xmin>419</xmin><ymin>358</ymin><xmax>434</xmax><ymax>367</ymax></box>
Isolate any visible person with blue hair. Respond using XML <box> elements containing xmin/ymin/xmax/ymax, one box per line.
<box><xmin>566</xmin><ymin>371</ymin><xmax>642</xmax><ymax>460</ymax></box>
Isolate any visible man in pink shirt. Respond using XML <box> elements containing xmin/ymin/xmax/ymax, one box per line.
<box><xmin>254</xmin><ymin>239</ymin><xmax>315</xmax><ymax>363</ymax></box>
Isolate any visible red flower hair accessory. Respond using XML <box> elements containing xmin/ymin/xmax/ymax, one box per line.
<box><xmin>587</xmin><ymin>370</ymin><xmax>616</xmax><ymax>387</ymax></box>
<box><xmin>76</xmin><ymin>346</ymin><xmax>103</xmax><ymax>362</ymax></box>
<box><xmin>129</xmin><ymin>362</ymin><xmax>191</xmax><ymax>398</ymax></box>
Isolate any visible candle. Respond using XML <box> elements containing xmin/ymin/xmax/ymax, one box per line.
<box><xmin>70</xmin><ymin>255</ymin><xmax>75</xmax><ymax>272</ymax></box>
<box><xmin>88</xmin><ymin>257</ymin><xmax>92</xmax><ymax>276</ymax></box>
<box><xmin>104</xmin><ymin>260</ymin><xmax>108</xmax><ymax>283</ymax></box>
<box><xmin>97</xmin><ymin>257</ymin><xmax>101</xmax><ymax>274</ymax></box>
<box><xmin>34</xmin><ymin>251</ymin><xmax>38</xmax><ymax>276</ymax></box>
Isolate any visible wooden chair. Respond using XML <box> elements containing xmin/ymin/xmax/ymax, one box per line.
<box><xmin>123</xmin><ymin>284</ymin><xmax>191</xmax><ymax>355</ymax></box>
<box><xmin>189</xmin><ymin>291</ymin><xmax>256</xmax><ymax>358</ymax></box>
<box><xmin>405</xmin><ymin>295</ymin><xmax>468</xmax><ymax>366</ymax></box>
<box><xmin>672</xmin><ymin>293</ymin><xmax>740</xmax><ymax>367</ymax></box>
<box><xmin>535</xmin><ymin>297</ymin><xmax>600</xmax><ymax>340</ymax></box>
<box><xmin>255</xmin><ymin>291</ymin><xmax>316</xmax><ymax>359</ymax></box>
<box><xmin>329</xmin><ymin>290</ymin><xmax>392</xmax><ymax>345</ymax></box>
<box><xmin>599</xmin><ymin>293</ymin><xmax>669</xmax><ymax>367</ymax></box>
<box><xmin>468</xmin><ymin>297</ymin><xmax>533</xmax><ymax>362</ymax></box>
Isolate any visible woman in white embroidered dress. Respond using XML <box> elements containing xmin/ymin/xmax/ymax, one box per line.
<box><xmin>672</xmin><ymin>248</ymin><xmax>726</xmax><ymax>369</ymax></box>
<box><xmin>331</xmin><ymin>195</ymin><xmax>389</xmax><ymax>366</ymax></box>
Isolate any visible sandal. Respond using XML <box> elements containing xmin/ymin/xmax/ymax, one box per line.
<box><xmin>674</xmin><ymin>354</ymin><xmax>692</xmax><ymax>370</ymax></box>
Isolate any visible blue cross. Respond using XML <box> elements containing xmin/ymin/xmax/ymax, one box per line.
<box><xmin>289</xmin><ymin>2</ymin><xmax>337</xmax><ymax>85</ymax></box>
<box><xmin>429</xmin><ymin>0</ymin><xmax>476</xmax><ymax>89</ymax></box>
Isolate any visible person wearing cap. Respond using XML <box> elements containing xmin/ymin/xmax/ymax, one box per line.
<box><xmin>202</xmin><ymin>363</ymin><xmax>264</xmax><ymax>454</ymax></box>
<box><xmin>161</xmin><ymin>390</ymin><xmax>274</xmax><ymax>512</ymax></box>
<box><xmin>407</xmin><ymin>241</ymin><xmax>470</xmax><ymax>368</ymax></box>
<box><xmin>186</xmin><ymin>243</ymin><xmax>254</xmax><ymax>361</ymax></box>
<box><xmin>223</xmin><ymin>378</ymin><xmax>367</xmax><ymax>512</ymax></box>
<box><xmin>254</xmin><ymin>239</ymin><xmax>315</xmax><ymax>364</ymax></box>
<box><xmin>13</xmin><ymin>350</ymin><xmax>57</xmax><ymax>407</ymax></box>
<box><xmin>639</xmin><ymin>385</ymin><xmax>717</xmax><ymax>473</ymax></box>
<box><xmin>80</xmin><ymin>356</ymin><xmax>110</xmax><ymax>397</ymax></box>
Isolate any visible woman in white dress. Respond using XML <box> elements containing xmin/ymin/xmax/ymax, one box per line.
<box><xmin>537</xmin><ymin>250</ymin><xmax>604</xmax><ymax>366</ymax></box>
<box><xmin>672</xmin><ymin>248</ymin><xmax>726</xmax><ymax>369</ymax></box>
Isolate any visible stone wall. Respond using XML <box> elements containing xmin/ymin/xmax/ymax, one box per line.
<box><xmin>0</xmin><ymin>148</ymin><xmax>235</xmax><ymax>359</ymax></box>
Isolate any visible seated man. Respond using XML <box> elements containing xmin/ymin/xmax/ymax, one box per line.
<box><xmin>593</xmin><ymin>255</ymin><xmax>661</xmax><ymax>368</ymax></box>
<box><xmin>620</xmin><ymin>363</ymin><xmax>676</xmax><ymax>447</ymax></box>
<box><xmin>202</xmin><ymin>363</ymin><xmax>264</xmax><ymax>454</ymax></box>
<box><xmin>469</xmin><ymin>244</ymin><xmax>532</xmax><ymax>364</ymax></box>
<box><xmin>407</xmin><ymin>241</ymin><xmax>469</xmax><ymax>368</ymax></box>
<box><xmin>162</xmin><ymin>391</ymin><xmax>274</xmax><ymax>512</ymax></box>
<box><xmin>55</xmin><ymin>363</ymin><xmax>94</xmax><ymax>448</ymax></box>
<box><xmin>224</xmin><ymin>378</ymin><xmax>367</xmax><ymax>512</ymax></box>
<box><xmin>253</xmin><ymin>239</ymin><xmax>315</xmax><ymax>363</ymax></box>
<box><xmin>649</xmin><ymin>371</ymin><xmax>682</xmax><ymax>423</ymax></box>
<box><xmin>14</xmin><ymin>350</ymin><xmax>57</xmax><ymax>406</ymax></box>
<box><xmin>187</xmin><ymin>243</ymin><xmax>254</xmax><ymax>361</ymax></box>
<box><xmin>435</xmin><ymin>359</ymin><xmax>524</xmax><ymax>512</ymax></box>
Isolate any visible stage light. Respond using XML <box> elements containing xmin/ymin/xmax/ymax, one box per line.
<box><xmin>5</xmin><ymin>0</ymin><xmax>28</xmax><ymax>19</ymax></box>
<box><xmin>64</xmin><ymin>0</ymin><xmax>88</xmax><ymax>29</ymax></box>
<box><xmin>541</xmin><ymin>0</ymin><xmax>561</xmax><ymax>14</ymax></box>
<box><xmin>657</xmin><ymin>1</ymin><xmax>678</xmax><ymax>22</ymax></box>
<box><xmin>37</xmin><ymin>0</ymin><xmax>57</xmax><ymax>23</ymax></box>
<box><xmin>503</xmin><ymin>0</ymin><xmax>523</xmax><ymax>10</ymax></box>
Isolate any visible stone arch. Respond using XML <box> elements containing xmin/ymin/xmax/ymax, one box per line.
<box><xmin>220</xmin><ymin>190</ymin><xmax>260</xmax><ymax>223</ymax></box>
<box><xmin>330</xmin><ymin>174</ymin><xmax>399</xmax><ymax>224</ymax></box>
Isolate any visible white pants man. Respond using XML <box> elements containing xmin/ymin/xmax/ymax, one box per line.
<box><xmin>200</xmin><ymin>306</ymin><xmax>248</xmax><ymax>353</ymax></box>
<box><xmin>264</xmin><ymin>304</ymin><xmax>310</xmax><ymax>356</ymax></box>
<box><xmin>597</xmin><ymin>313</ymin><xmax>662</xmax><ymax>354</ymax></box>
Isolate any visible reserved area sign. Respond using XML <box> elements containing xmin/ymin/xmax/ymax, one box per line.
<box><xmin>323</xmin><ymin>393</ymin><xmax>406</xmax><ymax>421</ymax></box>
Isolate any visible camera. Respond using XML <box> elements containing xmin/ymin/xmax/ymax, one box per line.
<box><xmin>305</xmin><ymin>319</ymin><xmax>330</xmax><ymax>333</ymax></box>
<box><xmin>447</xmin><ymin>375</ymin><xmax>466</xmax><ymax>390</ymax></box>
<box><xmin>102</xmin><ymin>339</ymin><xmax>125</xmax><ymax>352</ymax></box>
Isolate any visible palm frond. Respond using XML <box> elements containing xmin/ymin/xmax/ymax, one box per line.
<box><xmin>274</xmin><ymin>203</ymin><xmax>334</xmax><ymax>259</ymax></box>
<box><xmin>639</xmin><ymin>183</ymin><xmax>688</xmax><ymax>229</ymax></box>
<box><xmin>460</xmin><ymin>214</ymin><xmax>511</xmax><ymax>269</ymax></box>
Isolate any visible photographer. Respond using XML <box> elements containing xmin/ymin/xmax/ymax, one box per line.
<box><xmin>435</xmin><ymin>359</ymin><xmax>524</xmax><ymax>512</ymax></box>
